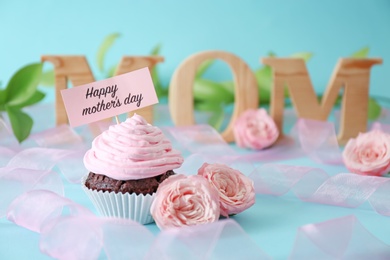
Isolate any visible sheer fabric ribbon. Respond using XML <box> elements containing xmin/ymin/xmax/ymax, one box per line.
<box><xmin>1</xmin><ymin>108</ymin><xmax>390</xmax><ymax>259</ymax></box>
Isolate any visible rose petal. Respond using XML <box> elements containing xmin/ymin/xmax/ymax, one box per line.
<box><xmin>151</xmin><ymin>174</ymin><xmax>220</xmax><ymax>229</ymax></box>
<box><xmin>233</xmin><ymin>109</ymin><xmax>279</xmax><ymax>150</ymax></box>
<box><xmin>198</xmin><ymin>163</ymin><xmax>255</xmax><ymax>216</ymax></box>
<box><xmin>343</xmin><ymin>130</ymin><xmax>390</xmax><ymax>176</ymax></box>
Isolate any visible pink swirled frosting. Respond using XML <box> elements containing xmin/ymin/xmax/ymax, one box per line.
<box><xmin>83</xmin><ymin>114</ymin><xmax>184</xmax><ymax>180</ymax></box>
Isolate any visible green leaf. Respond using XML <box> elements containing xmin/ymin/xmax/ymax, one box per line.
<box><xmin>368</xmin><ymin>97</ymin><xmax>381</xmax><ymax>120</ymax></box>
<box><xmin>96</xmin><ymin>33</ymin><xmax>121</xmax><ymax>73</ymax></box>
<box><xmin>195</xmin><ymin>59</ymin><xmax>215</xmax><ymax>78</ymax></box>
<box><xmin>12</xmin><ymin>90</ymin><xmax>45</xmax><ymax>108</ymax></box>
<box><xmin>5</xmin><ymin>105</ymin><xmax>33</xmax><ymax>143</ymax></box>
<box><xmin>267</xmin><ymin>51</ymin><xmax>277</xmax><ymax>57</ymax></box>
<box><xmin>220</xmin><ymin>81</ymin><xmax>234</xmax><ymax>95</ymax></box>
<box><xmin>5</xmin><ymin>63</ymin><xmax>43</xmax><ymax>106</ymax></box>
<box><xmin>194</xmin><ymin>101</ymin><xmax>222</xmax><ymax>112</ymax></box>
<box><xmin>150</xmin><ymin>43</ymin><xmax>162</xmax><ymax>56</ymax></box>
<box><xmin>290</xmin><ymin>52</ymin><xmax>313</xmax><ymax>62</ymax></box>
<box><xmin>105</xmin><ymin>64</ymin><xmax>118</xmax><ymax>78</ymax></box>
<box><xmin>351</xmin><ymin>46</ymin><xmax>369</xmax><ymax>58</ymax></box>
<box><xmin>208</xmin><ymin>106</ymin><xmax>224</xmax><ymax>131</ymax></box>
<box><xmin>0</xmin><ymin>89</ymin><xmax>6</xmax><ymax>107</ymax></box>
<box><xmin>193</xmin><ymin>78</ymin><xmax>234</xmax><ymax>103</ymax></box>
<box><xmin>40</xmin><ymin>69</ymin><xmax>55</xmax><ymax>87</ymax></box>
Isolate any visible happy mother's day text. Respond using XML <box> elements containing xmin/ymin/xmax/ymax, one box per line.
<box><xmin>82</xmin><ymin>85</ymin><xmax>143</xmax><ymax>116</ymax></box>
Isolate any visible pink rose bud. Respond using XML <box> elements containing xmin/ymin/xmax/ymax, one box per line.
<box><xmin>150</xmin><ymin>174</ymin><xmax>220</xmax><ymax>229</ymax></box>
<box><xmin>342</xmin><ymin>130</ymin><xmax>390</xmax><ymax>176</ymax></box>
<box><xmin>198</xmin><ymin>163</ymin><xmax>255</xmax><ymax>217</ymax></box>
<box><xmin>233</xmin><ymin>108</ymin><xmax>279</xmax><ymax>150</ymax></box>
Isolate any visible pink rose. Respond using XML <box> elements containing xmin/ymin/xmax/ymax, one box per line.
<box><xmin>198</xmin><ymin>163</ymin><xmax>255</xmax><ymax>216</ymax></box>
<box><xmin>233</xmin><ymin>108</ymin><xmax>279</xmax><ymax>150</ymax></box>
<box><xmin>150</xmin><ymin>174</ymin><xmax>220</xmax><ymax>229</ymax></box>
<box><xmin>342</xmin><ymin>130</ymin><xmax>390</xmax><ymax>176</ymax></box>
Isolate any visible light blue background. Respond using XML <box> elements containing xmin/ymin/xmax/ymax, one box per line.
<box><xmin>1</xmin><ymin>2</ymin><xmax>390</xmax><ymax>258</ymax></box>
<box><xmin>1</xmin><ymin>0</ymin><xmax>389</xmax><ymax>101</ymax></box>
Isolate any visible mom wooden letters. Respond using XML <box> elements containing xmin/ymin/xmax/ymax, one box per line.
<box><xmin>43</xmin><ymin>51</ymin><xmax>382</xmax><ymax>144</ymax></box>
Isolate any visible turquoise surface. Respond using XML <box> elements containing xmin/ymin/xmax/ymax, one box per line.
<box><xmin>1</xmin><ymin>104</ymin><xmax>390</xmax><ymax>259</ymax></box>
<box><xmin>1</xmin><ymin>150</ymin><xmax>390</xmax><ymax>259</ymax></box>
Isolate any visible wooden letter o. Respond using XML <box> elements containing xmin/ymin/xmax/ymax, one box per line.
<box><xmin>169</xmin><ymin>51</ymin><xmax>258</xmax><ymax>142</ymax></box>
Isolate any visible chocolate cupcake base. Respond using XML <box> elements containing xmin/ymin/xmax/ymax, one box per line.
<box><xmin>85</xmin><ymin>171</ymin><xmax>174</xmax><ymax>195</ymax></box>
<box><xmin>82</xmin><ymin>171</ymin><xmax>174</xmax><ymax>224</ymax></box>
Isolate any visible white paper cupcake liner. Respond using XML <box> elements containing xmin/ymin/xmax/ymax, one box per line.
<box><xmin>82</xmin><ymin>176</ymin><xmax>155</xmax><ymax>224</ymax></box>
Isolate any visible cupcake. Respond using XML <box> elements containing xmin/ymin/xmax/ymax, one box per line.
<box><xmin>82</xmin><ymin>114</ymin><xmax>184</xmax><ymax>224</ymax></box>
